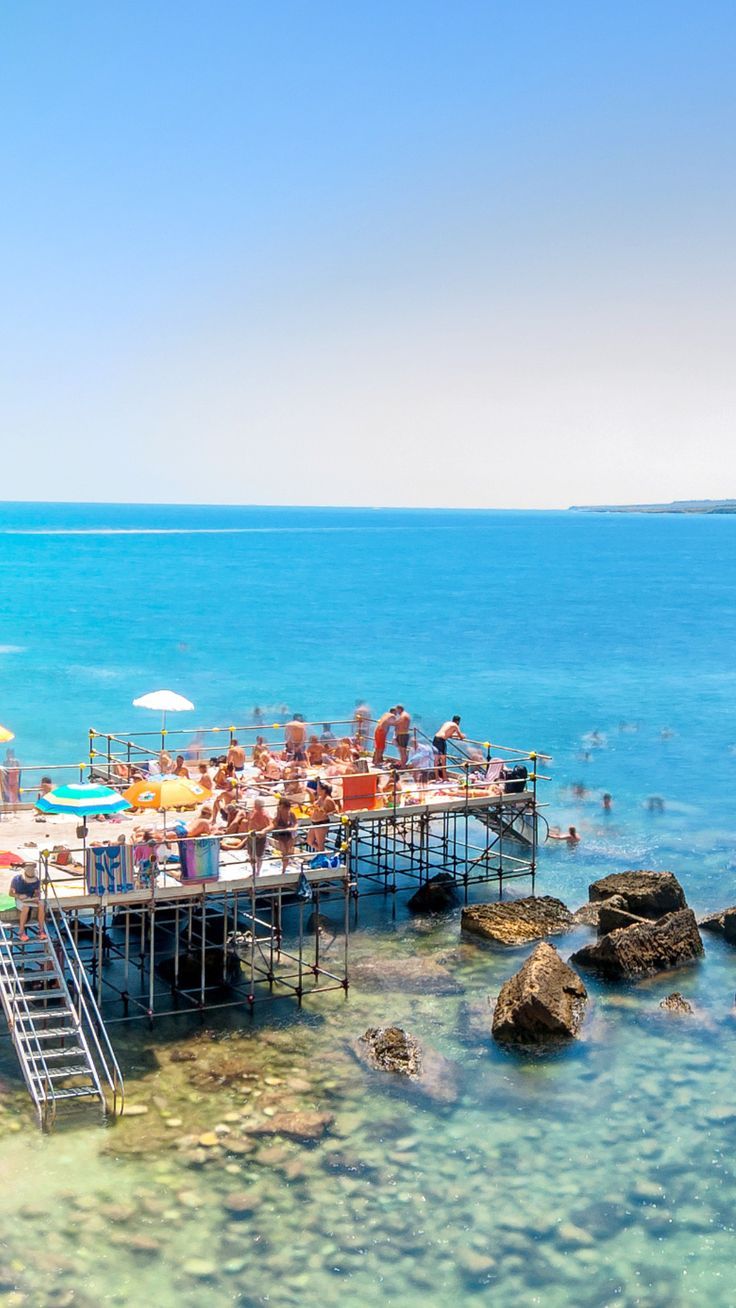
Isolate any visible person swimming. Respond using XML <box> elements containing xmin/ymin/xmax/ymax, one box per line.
<box><xmin>548</xmin><ymin>825</ymin><xmax>581</xmax><ymax>844</ymax></box>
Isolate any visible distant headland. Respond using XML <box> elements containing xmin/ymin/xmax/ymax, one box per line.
<box><xmin>569</xmin><ymin>500</ymin><xmax>736</xmax><ymax>515</ymax></box>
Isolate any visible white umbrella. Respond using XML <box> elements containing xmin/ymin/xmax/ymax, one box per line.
<box><xmin>133</xmin><ymin>689</ymin><xmax>195</xmax><ymax>742</ymax></box>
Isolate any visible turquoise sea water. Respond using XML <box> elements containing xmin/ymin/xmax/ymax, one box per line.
<box><xmin>1</xmin><ymin>502</ymin><xmax>736</xmax><ymax>1306</ymax></box>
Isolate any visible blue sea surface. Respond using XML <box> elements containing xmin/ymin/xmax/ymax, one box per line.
<box><xmin>1</xmin><ymin>502</ymin><xmax>736</xmax><ymax>1306</ymax></box>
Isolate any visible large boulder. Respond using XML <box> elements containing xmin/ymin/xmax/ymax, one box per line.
<box><xmin>462</xmin><ymin>896</ymin><xmax>573</xmax><ymax>946</ymax></box>
<box><xmin>571</xmin><ymin>909</ymin><xmax>703</xmax><ymax>979</ymax></box>
<box><xmin>407</xmin><ymin>873</ymin><xmax>459</xmax><ymax>913</ymax></box>
<box><xmin>491</xmin><ymin>942</ymin><xmax>588</xmax><ymax>1045</ymax></box>
<box><xmin>597</xmin><ymin>896</ymin><xmax>648</xmax><ymax>935</ymax></box>
<box><xmin>698</xmin><ymin>908</ymin><xmax>736</xmax><ymax>944</ymax></box>
<box><xmin>588</xmin><ymin>871</ymin><xmax>687</xmax><ymax>919</ymax></box>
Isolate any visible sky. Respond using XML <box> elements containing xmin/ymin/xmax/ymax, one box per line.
<box><xmin>1</xmin><ymin>0</ymin><xmax>735</xmax><ymax>509</ymax></box>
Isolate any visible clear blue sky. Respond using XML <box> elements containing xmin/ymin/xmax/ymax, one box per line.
<box><xmin>2</xmin><ymin>1</ymin><xmax>735</xmax><ymax>507</ymax></box>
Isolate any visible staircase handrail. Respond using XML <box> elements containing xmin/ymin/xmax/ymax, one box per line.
<box><xmin>45</xmin><ymin>885</ymin><xmax>125</xmax><ymax>1118</ymax></box>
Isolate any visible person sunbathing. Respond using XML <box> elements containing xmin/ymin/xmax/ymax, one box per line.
<box><xmin>306</xmin><ymin>736</ymin><xmax>324</xmax><ymax>766</ymax></box>
<box><xmin>186</xmin><ymin>805</ymin><xmax>213</xmax><ymax>838</ymax></box>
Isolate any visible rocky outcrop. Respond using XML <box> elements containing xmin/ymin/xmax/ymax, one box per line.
<box><xmin>491</xmin><ymin>942</ymin><xmax>588</xmax><ymax>1045</ymax></box>
<box><xmin>572</xmin><ymin>902</ymin><xmax>601</xmax><ymax>927</ymax></box>
<box><xmin>247</xmin><ymin>1111</ymin><xmax>333</xmax><ymax>1141</ymax></box>
<box><xmin>698</xmin><ymin>908</ymin><xmax>736</xmax><ymax>943</ymax></box>
<box><xmin>355</xmin><ymin>1026</ymin><xmax>458</xmax><ymax>1103</ymax></box>
<box><xmin>597</xmin><ymin>896</ymin><xmax>648</xmax><ymax>935</ymax></box>
<box><xmin>588</xmin><ymin>871</ymin><xmax>687</xmax><ymax>919</ymax></box>
<box><xmin>350</xmin><ymin>957</ymin><xmax>462</xmax><ymax>994</ymax></box>
<box><xmin>462</xmin><ymin>896</ymin><xmax>573</xmax><ymax>946</ymax></box>
<box><xmin>659</xmin><ymin>992</ymin><xmax>694</xmax><ymax>1015</ymax></box>
<box><xmin>571</xmin><ymin>909</ymin><xmax>703</xmax><ymax>979</ymax></box>
<box><xmin>407</xmin><ymin>873</ymin><xmax>459</xmax><ymax>913</ymax></box>
<box><xmin>358</xmin><ymin>1026</ymin><xmax>423</xmax><ymax>1077</ymax></box>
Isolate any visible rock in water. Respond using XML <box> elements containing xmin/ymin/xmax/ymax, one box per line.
<box><xmin>350</xmin><ymin>957</ymin><xmax>462</xmax><ymax>994</ymax></box>
<box><xmin>659</xmin><ymin>992</ymin><xmax>694</xmax><ymax>1014</ymax></box>
<box><xmin>571</xmin><ymin>909</ymin><xmax>703</xmax><ymax>979</ymax></box>
<box><xmin>597</xmin><ymin>896</ymin><xmax>649</xmax><ymax>935</ymax></box>
<box><xmin>359</xmin><ymin>1026</ymin><xmax>423</xmax><ymax>1076</ymax></box>
<box><xmin>491</xmin><ymin>942</ymin><xmax>587</xmax><ymax>1045</ymax></box>
<box><xmin>698</xmin><ymin>907</ymin><xmax>736</xmax><ymax>944</ymax></box>
<box><xmin>407</xmin><ymin>873</ymin><xmax>459</xmax><ymax>913</ymax></box>
<box><xmin>588</xmin><ymin>871</ymin><xmax>687</xmax><ymax>919</ymax></box>
<box><xmin>462</xmin><ymin>896</ymin><xmax>573</xmax><ymax>946</ymax></box>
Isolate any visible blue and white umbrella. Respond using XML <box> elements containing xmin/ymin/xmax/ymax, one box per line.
<box><xmin>36</xmin><ymin>783</ymin><xmax>131</xmax><ymax>853</ymax></box>
<box><xmin>36</xmin><ymin>783</ymin><xmax>131</xmax><ymax>818</ymax></box>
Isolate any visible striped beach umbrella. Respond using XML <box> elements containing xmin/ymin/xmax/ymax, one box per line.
<box><xmin>36</xmin><ymin>783</ymin><xmax>131</xmax><ymax>818</ymax></box>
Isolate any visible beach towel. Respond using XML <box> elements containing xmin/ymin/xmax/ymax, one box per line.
<box><xmin>86</xmin><ymin>844</ymin><xmax>135</xmax><ymax>896</ymax></box>
<box><xmin>178</xmin><ymin>837</ymin><xmax>220</xmax><ymax>883</ymax></box>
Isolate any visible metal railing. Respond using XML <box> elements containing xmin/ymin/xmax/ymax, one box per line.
<box><xmin>0</xmin><ymin>925</ymin><xmax>56</xmax><ymax>1129</ymax></box>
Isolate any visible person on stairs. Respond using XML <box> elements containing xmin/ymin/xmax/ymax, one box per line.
<box><xmin>10</xmin><ymin>864</ymin><xmax>47</xmax><ymax>943</ymax></box>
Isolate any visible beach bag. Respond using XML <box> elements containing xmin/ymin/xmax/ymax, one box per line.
<box><xmin>504</xmin><ymin>765</ymin><xmax>528</xmax><ymax>794</ymax></box>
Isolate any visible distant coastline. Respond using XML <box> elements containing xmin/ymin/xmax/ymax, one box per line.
<box><xmin>569</xmin><ymin>500</ymin><xmax>736</xmax><ymax>515</ymax></box>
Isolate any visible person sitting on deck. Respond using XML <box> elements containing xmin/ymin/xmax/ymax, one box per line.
<box><xmin>159</xmin><ymin>749</ymin><xmax>174</xmax><ymax>774</ymax></box>
<box><xmin>306</xmin><ymin>735</ymin><xmax>324</xmax><ymax>766</ymax></box>
<box><xmin>432</xmin><ymin>716</ymin><xmax>464</xmax><ymax>780</ymax></box>
<box><xmin>407</xmin><ymin>740</ymin><xmax>435</xmax><ymax>782</ymax></box>
<box><xmin>373</xmin><ymin>708</ymin><xmax>397</xmax><ymax>766</ymax></box>
<box><xmin>186</xmin><ymin>805</ymin><xmax>213</xmax><ymax>838</ymax></box>
<box><xmin>11</xmin><ymin>864</ymin><xmax>47</xmax><ymax>943</ymax></box>
<box><xmin>37</xmin><ymin>776</ymin><xmax>53</xmax><ymax>799</ymax></box>
<box><xmin>174</xmin><ymin>755</ymin><xmax>190</xmax><ymax>778</ymax></box>
<box><xmin>213</xmin><ymin>760</ymin><xmax>236</xmax><ymax>792</ymax></box>
<box><xmin>320</xmin><ymin>723</ymin><xmax>337</xmax><ymax>747</ymax></box>
<box><xmin>272</xmin><ymin>797</ymin><xmax>298</xmax><ymax>874</ymax></box>
<box><xmin>247</xmin><ymin>798</ymin><xmax>272</xmax><ymax>874</ymax></box>
<box><xmin>197</xmin><ymin>762</ymin><xmax>213</xmax><ymax>790</ymax></box>
<box><xmin>227</xmin><ymin>739</ymin><xmax>246</xmax><ymax>772</ymax></box>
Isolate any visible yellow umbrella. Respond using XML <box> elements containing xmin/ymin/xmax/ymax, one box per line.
<box><xmin>123</xmin><ymin>777</ymin><xmax>208</xmax><ymax>811</ymax></box>
<box><xmin>0</xmin><ymin>725</ymin><xmax>14</xmax><ymax>744</ymax></box>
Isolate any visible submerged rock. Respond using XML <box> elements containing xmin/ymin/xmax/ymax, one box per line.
<box><xmin>571</xmin><ymin>909</ymin><xmax>703</xmax><ymax>979</ymax></box>
<box><xmin>659</xmin><ymin>992</ymin><xmax>694</xmax><ymax>1015</ymax></box>
<box><xmin>462</xmin><ymin>896</ymin><xmax>573</xmax><ymax>946</ymax></box>
<box><xmin>491</xmin><ymin>942</ymin><xmax>588</xmax><ymax>1045</ymax></box>
<box><xmin>350</xmin><ymin>956</ymin><xmax>462</xmax><ymax>994</ymax></box>
<box><xmin>247</xmin><ymin>1111</ymin><xmax>333</xmax><ymax>1141</ymax></box>
<box><xmin>588</xmin><ymin>871</ymin><xmax>687</xmax><ymax>919</ymax></box>
<box><xmin>407</xmin><ymin>873</ymin><xmax>459</xmax><ymax>913</ymax></box>
<box><xmin>358</xmin><ymin>1026</ymin><xmax>423</xmax><ymax>1077</ymax></box>
<box><xmin>354</xmin><ymin>1026</ymin><xmax>458</xmax><ymax>1103</ymax></box>
<box><xmin>571</xmin><ymin>902</ymin><xmax>601</xmax><ymax>927</ymax></box>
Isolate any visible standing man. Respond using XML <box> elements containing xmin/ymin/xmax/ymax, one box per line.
<box><xmin>373</xmin><ymin>708</ymin><xmax>397</xmax><ymax>766</ymax></box>
<box><xmin>284</xmin><ymin>714</ymin><xmax>307</xmax><ymax>761</ymax></box>
<box><xmin>227</xmin><ymin>738</ymin><xmax>246</xmax><ymax>772</ymax></box>
<box><xmin>247</xmin><ymin>798</ymin><xmax>273</xmax><ymax>875</ymax></box>
<box><xmin>433</xmin><ymin>715</ymin><xmax>465</xmax><ymax>780</ymax></box>
<box><xmin>393</xmin><ymin>705</ymin><xmax>411</xmax><ymax>767</ymax></box>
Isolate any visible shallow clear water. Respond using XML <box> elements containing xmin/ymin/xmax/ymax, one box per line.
<box><xmin>1</xmin><ymin>503</ymin><xmax>736</xmax><ymax>1306</ymax></box>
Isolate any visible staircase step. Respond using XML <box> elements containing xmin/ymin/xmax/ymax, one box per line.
<box><xmin>52</xmin><ymin>1086</ymin><xmax>102</xmax><ymax>1101</ymax></box>
<box><xmin>18</xmin><ymin>1025</ymin><xmax>79</xmax><ymax>1039</ymax></box>
<box><xmin>27</xmin><ymin>1046</ymin><xmax>82</xmax><ymax>1061</ymax></box>
<box><xmin>33</xmin><ymin>1065</ymin><xmax>94</xmax><ymax>1080</ymax></box>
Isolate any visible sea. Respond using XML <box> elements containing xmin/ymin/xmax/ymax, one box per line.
<box><xmin>0</xmin><ymin>501</ymin><xmax>735</xmax><ymax>1307</ymax></box>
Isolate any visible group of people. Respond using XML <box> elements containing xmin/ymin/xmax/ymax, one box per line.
<box><xmin>373</xmin><ymin>706</ymin><xmax>466</xmax><ymax>780</ymax></box>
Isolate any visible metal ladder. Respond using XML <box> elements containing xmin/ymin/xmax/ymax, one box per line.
<box><xmin>0</xmin><ymin>897</ymin><xmax>124</xmax><ymax>1131</ymax></box>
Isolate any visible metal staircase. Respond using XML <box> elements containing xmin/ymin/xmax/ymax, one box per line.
<box><xmin>0</xmin><ymin>895</ymin><xmax>124</xmax><ymax>1130</ymax></box>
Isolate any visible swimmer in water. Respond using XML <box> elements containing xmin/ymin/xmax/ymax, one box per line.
<box><xmin>602</xmin><ymin>792</ymin><xmax>612</xmax><ymax>811</ymax></box>
<box><xmin>548</xmin><ymin>825</ymin><xmax>581</xmax><ymax>844</ymax></box>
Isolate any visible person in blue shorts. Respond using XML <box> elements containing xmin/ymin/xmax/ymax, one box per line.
<box><xmin>10</xmin><ymin>863</ymin><xmax>47</xmax><ymax>942</ymax></box>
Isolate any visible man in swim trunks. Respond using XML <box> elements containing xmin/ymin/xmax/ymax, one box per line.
<box><xmin>11</xmin><ymin>864</ymin><xmax>47</xmax><ymax>943</ymax></box>
<box><xmin>393</xmin><ymin>705</ymin><xmax>411</xmax><ymax>767</ymax></box>
<box><xmin>246</xmin><ymin>799</ymin><xmax>272</xmax><ymax>874</ymax></box>
<box><xmin>227</xmin><ymin>739</ymin><xmax>246</xmax><ymax>772</ymax></box>
<box><xmin>285</xmin><ymin>715</ymin><xmax>307</xmax><ymax>761</ymax></box>
<box><xmin>433</xmin><ymin>715</ymin><xmax>464</xmax><ymax>780</ymax></box>
<box><xmin>373</xmin><ymin>708</ymin><xmax>397</xmax><ymax>766</ymax></box>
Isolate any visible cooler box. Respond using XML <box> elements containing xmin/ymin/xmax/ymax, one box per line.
<box><xmin>342</xmin><ymin>772</ymin><xmax>379</xmax><ymax>811</ymax></box>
